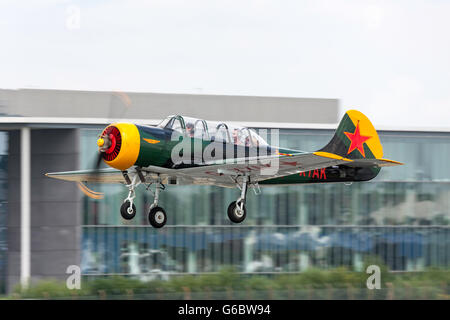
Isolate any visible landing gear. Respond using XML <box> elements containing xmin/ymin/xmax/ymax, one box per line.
<box><xmin>120</xmin><ymin>173</ymin><xmax>139</xmax><ymax>221</ymax></box>
<box><xmin>147</xmin><ymin>181</ymin><xmax>167</xmax><ymax>228</ymax></box>
<box><xmin>119</xmin><ymin>169</ymin><xmax>168</xmax><ymax>228</ymax></box>
<box><xmin>227</xmin><ymin>175</ymin><xmax>250</xmax><ymax>224</ymax></box>
<box><xmin>120</xmin><ymin>200</ymin><xmax>136</xmax><ymax>220</ymax></box>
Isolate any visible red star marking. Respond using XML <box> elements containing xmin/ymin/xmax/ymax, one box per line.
<box><xmin>343</xmin><ymin>121</ymin><xmax>372</xmax><ymax>157</ymax></box>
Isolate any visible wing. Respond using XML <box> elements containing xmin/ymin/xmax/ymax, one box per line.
<box><xmin>45</xmin><ymin>166</ymin><xmax>193</xmax><ymax>185</ymax></box>
<box><xmin>46</xmin><ymin>152</ymin><xmax>401</xmax><ymax>187</ymax></box>
<box><xmin>45</xmin><ymin>168</ymin><xmax>126</xmax><ymax>183</ymax></box>
<box><xmin>141</xmin><ymin>151</ymin><xmax>358</xmax><ymax>188</ymax></box>
<box><xmin>147</xmin><ymin>151</ymin><xmax>401</xmax><ymax>188</ymax></box>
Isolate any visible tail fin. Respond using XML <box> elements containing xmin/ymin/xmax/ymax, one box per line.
<box><xmin>319</xmin><ymin>110</ymin><xmax>384</xmax><ymax>160</ymax></box>
<box><xmin>316</xmin><ymin>110</ymin><xmax>403</xmax><ymax>167</ymax></box>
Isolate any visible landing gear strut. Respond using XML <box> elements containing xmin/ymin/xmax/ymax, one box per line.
<box><xmin>228</xmin><ymin>175</ymin><xmax>249</xmax><ymax>223</ymax></box>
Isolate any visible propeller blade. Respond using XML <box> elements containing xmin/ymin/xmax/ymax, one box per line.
<box><xmin>88</xmin><ymin>151</ymin><xmax>104</xmax><ymax>182</ymax></box>
<box><xmin>108</xmin><ymin>91</ymin><xmax>132</xmax><ymax>123</ymax></box>
<box><xmin>81</xmin><ymin>152</ymin><xmax>105</xmax><ymax>199</ymax></box>
<box><xmin>83</xmin><ymin>91</ymin><xmax>132</xmax><ymax>195</ymax></box>
<box><xmin>95</xmin><ymin>151</ymin><xmax>103</xmax><ymax>169</ymax></box>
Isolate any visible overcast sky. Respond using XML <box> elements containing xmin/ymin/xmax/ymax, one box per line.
<box><xmin>1</xmin><ymin>0</ymin><xmax>449</xmax><ymax>127</ymax></box>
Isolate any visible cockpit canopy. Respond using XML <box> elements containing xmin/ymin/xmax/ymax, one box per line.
<box><xmin>157</xmin><ymin>115</ymin><xmax>269</xmax><ymax>147</ymax></box>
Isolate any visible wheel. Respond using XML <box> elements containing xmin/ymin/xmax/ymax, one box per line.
<box><xmin>227</xmin><ymin>200</ymin><xmax>246</xmax><ymax>223</ymax></box>
<box><xmin>120</xmin><ymin>201</ymin><xmax>136</xmax><ymax>220</ymax></box>
<box><xmin>148</xmin><ymin>206</ymin><xmax>167</xmax><ymax>228</ymax></box>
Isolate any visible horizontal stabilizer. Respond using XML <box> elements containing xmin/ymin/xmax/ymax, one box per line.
<box><xmin>313</xmin><ymin>151</ymin><xmax>403</xmax><ymax>167</ymax></box>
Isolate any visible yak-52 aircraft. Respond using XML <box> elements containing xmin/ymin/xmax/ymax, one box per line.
<box><xmin>46</xmin><ymin>110</ymin><xmax>402</xmax><ymax>228</ymax></box>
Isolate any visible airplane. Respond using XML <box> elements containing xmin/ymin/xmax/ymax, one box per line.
<box><xmin>46</xmin><ymin>109</ymin><xmax>403</xmax><ymax>228</ymax></box>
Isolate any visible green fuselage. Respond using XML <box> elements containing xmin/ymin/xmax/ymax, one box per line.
<box><xmin>134</xmin><ymin>125</ymin><xmax>380</xmax><ymax>185</ymax></box>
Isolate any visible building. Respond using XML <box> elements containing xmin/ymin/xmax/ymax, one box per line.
<box><xmin>0</xmin><ymin>89</ymin><xmax>449</xmax><ymax>294</ymax></box>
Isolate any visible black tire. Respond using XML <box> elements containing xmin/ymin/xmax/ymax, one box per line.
<box><xmin>148</xmin><ymin>206</ymin><xmax>167</xmax><ymax>228</ymax></box>
<box><xmin>120</xmin><ymin>201</ymin><xmax>136</xmax><ymax>220</ymax></box>
<box><xmin>227</xmin><ymin>201</ymin><xmax>246</xmax><ymax>223</ymax></box>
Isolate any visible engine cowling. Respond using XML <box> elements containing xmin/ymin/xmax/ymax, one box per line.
<box><xmin>97</xmin><ymin>123</ymin><xmax>141</xmax><ymax>171</ymax></box>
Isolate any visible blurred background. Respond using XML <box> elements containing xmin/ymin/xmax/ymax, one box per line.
<box><xmin>0</xmin><ymin>0</ymin><xmax>450</xmax><ymax>299</ymax></box>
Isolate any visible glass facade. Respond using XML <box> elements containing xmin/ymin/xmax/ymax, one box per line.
<box><xmin>80</xmin><ymin>128</ymin><xmax>450</xmax><ymax>278</ymax></box>
<box><xmin>0</xmin><ymin>132</ymin><xmax>8</xmax><ymax>294</ymax></box>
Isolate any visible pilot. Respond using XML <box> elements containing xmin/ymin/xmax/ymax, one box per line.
<box><xmin>186</xmin><ymin>122</ymin><xmax>195</xmax><ymax>138</ymax></box>
<box><xmin>244</xmin><ymin>136</ymin><xmax>251</xmax><ymax>147</ymax></box>
<box><xmin>232</xmin><ymin>128</ymin><xmax>241</xmax><ymax>145</ymax></box>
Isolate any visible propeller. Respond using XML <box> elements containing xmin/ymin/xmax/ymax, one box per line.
<box><xmin>88</xmin><ymin>127</ymin><xmax>111</xmax><ymax>181</ymax></box>
<box><xmin>80</xmin><ymin>91</ymin><xmax>133</xmax><ymax>197</ymax></box>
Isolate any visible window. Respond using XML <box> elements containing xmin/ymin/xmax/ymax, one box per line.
<box><xmin>165</xmin><ymin>117</ymin><xmax>184</xmax><ymax>134</ymax></box>
<box><xmin>249</xmin><ymin>129</ymin><xmax>269</xmax><ymax>147</ymax></box>
<box><xmin>194</xmin><ymin>120</ymin><xmax>208</xmax><ymax>140</ymax></box>
<box><xmin>157</xmin><ymin>117</ymin><xmax>172</xmax><ymax>129</ymax></box>
<box><xmin>215</xmin><ymin>123</ymin><xmax>230</xmax><ymax>143</ymax></box>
